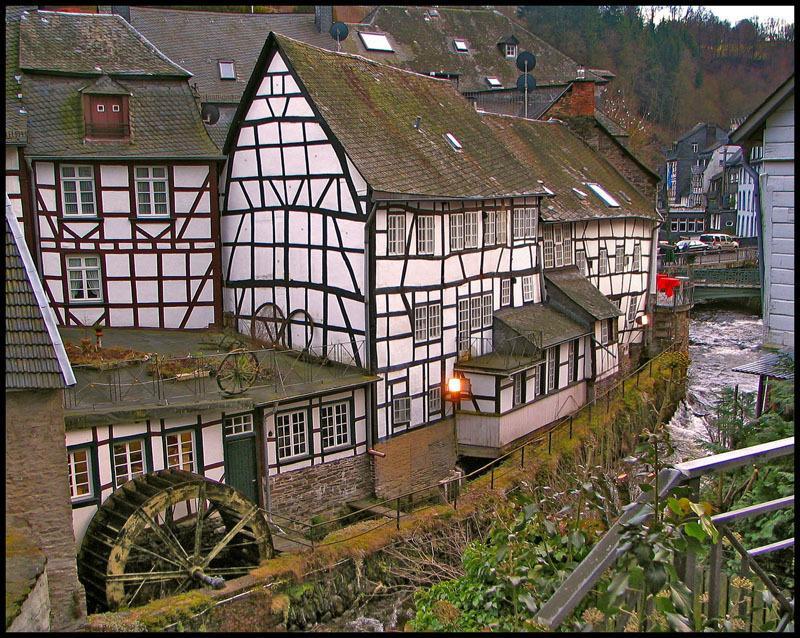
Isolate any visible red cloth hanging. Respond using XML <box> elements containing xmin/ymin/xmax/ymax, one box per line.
<box><xmin>656</xmin><ymin>274</ymin><xmax>681</xmax><ymax>298</ymax></box>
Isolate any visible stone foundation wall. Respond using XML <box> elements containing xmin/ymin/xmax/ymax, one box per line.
<box><xmin>373</xmin><ymin>418</ymin><xmax>458</xmax><ymax>499</ymax></box>
<box><xmin>8</xmin><ymin>568</ymin><xmax>49</xmax><ymax>632</ymax></box>
<box><xmin>268</xmin><ymin>453</ymin><xmax>373</xmax><ymax>522</ymax></box>
<box><xmin>5</xmin><ymin>390</ymin><xmax>86</xmax><ymax>630</ymax></box>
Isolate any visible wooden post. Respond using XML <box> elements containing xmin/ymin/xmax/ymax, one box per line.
<box><xmin>396</xmin><ymin>497</ymin><xmax>401</xmax><ymax>530</ymax></box>
<box><xmin>569</xmin><ymin>416</ymin><xmax>573</xmax><ymax>439</ymax></box>
<box><xmin>548</xmin><ymin>430</ymin><xmax>552</xmax><ymax>455</ymax></box>
<box><xmin>521</xmin><ymin>444</ymin><xmax>525</xmax><ymax>468</ymax></box>
<box><xmin>490</xmin><ymin>466</ymin><xmax>495</xmax><ymax>490</ymax></box>
<box><xmin>707</xmin><ymin>531</ymin><xmax>724</xmax><ymax>621</ymax></box>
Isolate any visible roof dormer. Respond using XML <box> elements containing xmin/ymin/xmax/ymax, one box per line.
<box><xmin>79</xmin><ymin>75</ymin><xmax>131</xmax><ymax>141</ymax></box>
<box><xmin>497</xmin><ymin>34</ymin><xmax>519</xmax><ymax>59</ymax></box>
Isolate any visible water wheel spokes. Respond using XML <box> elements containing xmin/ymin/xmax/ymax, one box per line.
<box><xmin>215</xmin><ymin>350</ymin><xmax>260</xmax><ymax>395</ymax></box>
<box><xmin>78</xmin><ymin>470</ymin><xmax>273</xmax><ymax>612</ymax></box>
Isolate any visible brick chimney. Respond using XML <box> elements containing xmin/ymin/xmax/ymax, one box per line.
<box><xmin>315</xmin><ymin>6</ymin><xmax>333</xmax><ymax>34</ymax></box>
<box><xmin>549</xmin><ymin>79</ymin><xmax>596</xmax><ymax>118</ymax></box>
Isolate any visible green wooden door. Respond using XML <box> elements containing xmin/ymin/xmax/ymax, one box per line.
<box><xmin>224</xmin><ymin>434</ymin><xmax>259</xmax><ymax>504</ymax></box>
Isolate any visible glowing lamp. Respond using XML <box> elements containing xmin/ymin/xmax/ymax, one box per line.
<box><xmin>445</xmin><ymin>375</ymin><xmax>471</xmax><ymax>402</ymax></box>
<box><xmin>447</xmin><ymin>377</ymin><xmax>463</xmax><ymax>395</ymax></box>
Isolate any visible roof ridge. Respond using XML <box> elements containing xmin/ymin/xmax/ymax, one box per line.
<box><xmin>117</xmin><ymin>14</ymin><xmax>194</xmax><ymax>78</ymax></box>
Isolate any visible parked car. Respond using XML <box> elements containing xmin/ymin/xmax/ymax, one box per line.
<box><xmin>699</xmin><ymin>233</ymin><xmax>739</xmax><ymax>249</ymax></box>
<box><xmin>675</xmin><ymin>239</ymin><xmax>711</xmax><ymax>252</ymax></box>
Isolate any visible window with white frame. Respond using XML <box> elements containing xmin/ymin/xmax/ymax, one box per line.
<box><xmin>500</xmin><ymin>278</ymin><xmax>511</xmax><ymax>306</ymax></box>
<box><xmin>165</xmin><ymin>430</ymin><xmax>195</xmax><ymax>471</ymax></box>
<box><xmin>615</xmin><ymin>245</ymin><xmax>625</xmax><ymax>273</ymax></box>
<box><xmin>547</xmin><ymin>347</ymin><xmax>558</xmax><ymax>391</ymax></box>
<box><xmin>276</xmin><ymin>410</ymin><xmax>308</xmax><ymax>459</ymax></box>
<box><xmin>598</xmin><ymin>248</ymin><xmax>609</xmax><ymax>275</ymax></box>
<box><xmin>66</xmin><ymin>255</ymin><xmax>102</xmax><ymax>302</ymax></box>
<box><xmin>512</xmin><ymin>371</ymin><xmax>525</xmax><ymax>406</ymax></box>
<box><xmin>470</xmin><ymin>296</ymin><xmax>482</xmax><ymax>330</ymax></box>
<box><xmin>464</xmin><ymin>211</ymin><xmax>479</xmax><ymax>248</ymax></box>
<box><xmin>543</xmin><ymin>223</ymin><xmax>571</xmax><ymax>268</ymax></box>
<box><xmin>135</xmin><ymin>166</ymin><xmax>169</xmax><ymax>216</ymax></box>
<box><xmin>483</xmin><ymin>210</ymin><xmax>496</xmax><ymax>245</ymax></box>
<box><xmin>679</xmin><ymin>220</ymin><xmax>687</xmax><ymax>232</ymax></box>
<box><xmin>68</xmin><ymin>448</ymin><xmax>93</xmax><ymax>500</ymax></box>
<box><xmin>453</xmin><ymin>38</ymin><xmax>468</xmax><ymax>52</ymax></box>
<box><xmin>457</xmin><ymin>299</ymin><xmax>470</xmax><ymax>352</ymax></box>
<box><xmin>627</xmin><ymin>295</ymin><xmax>639</xmax><ymax>325</ymax></box>
<box><xmin>60</xmin><ymin>165</ymin><xmax>96</xmax><ymax>216</ymax></box>
<box><xmin>417</xmin><ymin>215</ymin><xmax>435</xmax><ymax>255</ymax></box>
<box><xmin>387</xmin><ymin>214</ymin><xmax>406</xmax><ymax>255</ymax></box>
<box><xmin>512</xmin><ymin>207</ymin><xmax>536</xmax><ymax>240</ymax></box>
<box><xmin>632</xmin><ymin>243</ymin><xmax>641</xmax><ymax>271</ymax></box>
<box><xmin>691</xmin><ymin>142</ymin><xmax>698</xmax><ymax>153</ymax></box>
<box><xmin>392</xmin><ymin>396</ymin><xmax>410</xmax><ymax>425</ymax></box>
<box><xmin>688</xmin><ymin>220</ymin><xmax>696</xmax><ymax>233</ymax></box>
<box><xmin>533</xmin><ymin>362</ymin><xmax>545</xmax><ymax>398</ymax></box>
<box><xmin>360</xmin><ymin>32</ymin><xmax>394</xmax><ymax>52</ymax></box>
<box><xmin>113</xmin><ymin>439</ymin><xmax>146</xmax><ymax>487</ymax></box>
<box><xmin>428</xmin><ymin>386</ymin><xmax>441</xmax><ymax>415</ymax></box>
<box><xmin>482</xmin><ymin>293</ymin><xmax>492</xmax><ymax>327</ymax></box>
<box><xmin>496</xmin><ymin>209</ymin><xmax>508</xmax><ymax>244</ymax></box>
<box><xmin>225</xmin><ymin>413</ymin><xmax>254</xmax><ymax>437</ymax></box>
<box><xmin>670</xmin><ymin>220</ymin><xmax>679</xmax><ymax>232</ymax></box>
<box><xmin>321</xmin><ymin>401</ymin><xmax>350</xmax><ymax>449</ymax></box>
<box><xmin>218</xmin><ymin>60</ymin><xmax>236</xmax><ymax>79</ymax></box>
<box><xmin>600</xmin><ymin>318</ymin><xmax>615</xmax><ymax>345</ymax></box>
<box><xmin>576</xmin><ymin>250</ymin><xmax>588</xmax><ymax>276</ymax></box>
<box><xmin>522</xmin><ymin>275</ymin><xmax>535</xmax><ymax>302</ymax></box>
<box><xmin>450</xmin><ymin>213</ymin><xmax>464</xmax><ymax>251</ymax></box>
<box><xmin>414</xmin><ymin>302</ymin><xmax>441</xmax><ymax>342</ymax></box>
<box><xmin>505</xmin><ymin>43</ymin><xmax>518</xmax><ymax>58</ymax></box>
<box><xmin>568</xmin><ymin>339</ymin><xmax>578</xmax><ymax>383</ymax></box>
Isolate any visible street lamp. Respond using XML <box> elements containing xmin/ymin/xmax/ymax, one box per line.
<box><xmin>445</xmin><ymin>373</ymin><xmax>471</xmax><ymax>412</ymax></box>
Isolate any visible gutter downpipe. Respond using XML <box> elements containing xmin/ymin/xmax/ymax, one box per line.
<box><xmin>364</xmin><ymin>199</ymin><xmax>379</xmax><ymax>452</ymax></box>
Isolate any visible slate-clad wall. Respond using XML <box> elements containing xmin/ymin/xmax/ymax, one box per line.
<box><xmin>5</xmin><ymin>389</ymin><xmax>86</xmax><ymax>630</ymax></box>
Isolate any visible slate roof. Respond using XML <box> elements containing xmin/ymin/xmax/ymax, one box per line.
<box><xmin>79</xmin><ymin>74</ymin><xmax>133</xmax><ymax>95</ymax></box>
<box><xmin>455</xmin><ymin>350</ymin><xmax>542</xmax><ymax>374</ymax></box>
<box><xmin>732</xmin><ymin>352</ymin><xmax>794</xmax><ymax>380</ymax></box>
<box><xmin>5</xmin><ymin>15</ymin><xmax>27</xmax><ymax>144</ymax></box>
<box><xmin>342</xmin><ymin>6</ymin><xmax>582</xmax><ymax>93</ymax></box>
<box><xmin>5</xmin><ymin>202</ymin><xmax>73</xmax><ymax>390</ymax></box>
<box><xmin>495</xmin><ymin>303</ymin><xmax>590</xmax><ymax>348</ymax></box>
<box><xmin>545</xmin><ymin>267</ymin><xmax>622</xmax><ymax>320</ymax></box>
<box><xmin>481</xmin><ymin>114</ymin><xmax>657</xmax><ymax>221</ymax></box>
<box><xmin>128</xmin><ymin>6</ymin><xmax>335</xmax><ymax>103</ymax></box>
<box><xmin>18</xmin><ymin>9</ymin><xmax>190</xmax><ymax>77</ymax></box>
<box><xmin>258</xmin><ymin>34</ymin><xmax>547</xmax><ymax>200</ymax></box>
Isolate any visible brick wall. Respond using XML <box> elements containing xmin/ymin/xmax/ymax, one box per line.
<box><xmin>5</xmin><ymin>390</ymin><xmax>86</xmax><ymax>630</ymax></box>
<box><xmin>268</xmin><ymin>453</ymin><xmax>373</xmax><ymax>522</ymax></box>
<box><xmin>547</xmin><ymin>80</ymin><xmax>596</xmax><ymax>118</ymax></box>
<box><xmin>372</xmin><ymin>418</ymin><xmax>458</xmax><ymax>499</ymax></box>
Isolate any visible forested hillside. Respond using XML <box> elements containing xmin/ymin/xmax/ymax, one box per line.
<box><xmin>514</xmin><ymin>6</ymin><xmax>794</xmax><ymax>170</ymax></box>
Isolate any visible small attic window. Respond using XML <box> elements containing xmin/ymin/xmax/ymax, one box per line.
<box><xmin>586</xmin><ymin>183</ymin><xmax>620</xmax><ymax>207</ymax></box>
<box><xmin>486</xmin><ymin>77</ymin><xmax>502</xmax><ymax>88</ymax></box>
<box><xmin>444</xmin><ymin>133</ymin><xmax>462</xmax><ymax>151</ymax></box>
<box><xmin>453</xmin><ymin>39</ymin><xmax>468</xmax><ymax>52</ymax></box>
<box><xmin>505</xmin><ymin>43</ymin><xmax>518</xmax><ymax>58</ymax></box>
<box><xmin>360</xmin><ymin>32</ymin><xmax>394</xmax><ymax>52</ymax></box>
<box><xmin>572</xmin><ymin>188</ymin><xmax>588</xmax><ymax>199</ymax></box>
<box><xmin>219</xmin><ymin>61</ymin><xmax>236</xmax><ymax>80</ymax></box>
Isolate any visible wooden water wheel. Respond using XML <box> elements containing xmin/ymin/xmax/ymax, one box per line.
<box><xmin>78</xmin><ymin>469</ymin><xmax>273</xmax><ymax>612</ymax></box>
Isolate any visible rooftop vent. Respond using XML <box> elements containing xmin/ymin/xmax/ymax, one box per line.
<box><xmin>359</xmin><ymin>32</ymin><xmax>394</xmax><ymax>52</ymax></box>
<box><xmin>444</xmin><ymin>133</ymin><xmax>462</xmax><ymax>151</ymax></box>
<box><xmin>572</xmin><ymin>187</ymin><xmax>588</xmax><ymax>199</ymax></box>
<box><xmin>585</xmin><ymin>183</ymin><xmax>620</xmax><ymax>207</ymax></box>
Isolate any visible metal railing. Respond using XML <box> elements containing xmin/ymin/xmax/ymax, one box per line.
<box><xmin>656</xmin><ymin>279</ymin><xmax>694</xmax><ymax>309</ymax></box>
<box><xmin>659</xmin><ymin>246</ymin><xmax>758</xmax><ymax>269</ymax></box>
<box><xmin>693</xmin><ymin>267</ymin><xmax>760</xmax><ymax>287</ymax></box>
<box><xmin>536</xmin><ymin>437</ymin><xmax>795</xmax><ymax>630</ymax></box>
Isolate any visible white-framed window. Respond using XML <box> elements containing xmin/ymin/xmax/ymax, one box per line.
<box><xmin>457</xmin><ymin>299</ymin><xmax>470</xmax><ymax>353</ymax></box>
<box><xmin>60</xmin><ymin>165</ymin><xmax>96</xmax><ymax>216</ymax></box>
<box><xmin>615</xmin><ymin>245</ymin><xmax>625</xmax><ymax>273</ymax></box>
<box><xmin>576</xmin><ymin>250</ymin><xmax>588</xmax><ymax>276</ymax></box>
<box><xmin>417</xmin><ymin>215</ymin><xmax>435</xmax><ymax>255</ymax></box>
<box><xmin>697</xmin><ymin>219</ymin><xmax>704</xmax><ymax>231</ymax></box>
<box><xmin>414</xmin><ymin>303</ymin><xmax>441</xmax><ymax>342</ymax></box>
<box><xmin>568</xmin><ymin>339</ymin><xmax>578</xmax><ymax>383</ymax></box>
<box><xmin>360</xmin><ymin>32</ymin><xmax>394</xmax><ymax>52</ymax></box>
<box><xmin>692</xmin><ymin>142</ymin><xmax>698</xmax><ymax>153</ymax></box>
<box><xmin>505</xmin><ymin>43</ymin><xmax>518</xmax><ymax>58</ymax></box>
<box><xmin>96</xmin><ymin>104</ymin><xmax>105</xmax><ymax>112</ymax></box>
<box><xmin>543</xmin><ymin>224</ymin><xmax>554</xmax><ymax>267</ymax></box>
<box><xmin>392</xmin><ymin>396</ymin><xmax>410</xmax><ymax>425</ymax></box>
<box><xmin>671</xmin><ymin>220</ymin><xmax>679</xmax><ymax>232</ymax></box>
<box><xmin>482</xmin><ymin>293</ymin><xmax>493</xmax><ymax>327</ymax></box>
<box><xmin>68</xmin><ymin>448</ymin><xmax>93</xmax><ymax>500</ymax></box>
<box><xmin>543</xmin><ymin>223</ymin><xmax>571</xmax><ymax>268</ymax></box>
<box><xmin>453</xmin><ymin>38</ymin><xmax>468</xmax><ymax>52</ymax></box>
<box><xmin>165</xmin><ymin>430</ymin><xmax>195</xmax><ymax>471</ymax></box>
<box><xmin>428</xmin><ymin>386</ymin><xmax>441</xmax><ymax>415</ymax></box>
<box><xmin>470</xmin><ymin>296</ymin><xmax>481</xmax><ymax>330</ymax></box>
<box><xmin>512</xmin><ymin>207</ymin><xmax>536</xmax><ymax>240</ymax></box>
<box><xmin>450</xmin><ymin>213</ymin><xmax>464</xmax><ymax>251</ymax></box>
<box><xmin>112</xmin><ymin>104</ymin><xmax>120</xmax><ymax>113</ymax></box>
<box><xmin>501</xmin><ymin>278</ymin><xmax>511</xmax><ymax>306</ymax></box>
<box><xmin>464</xmin><ymin>211</ymin><xmax>479</xmax><ymax>248</ymax></box>
<box><xmin>496</xmin><ymin>209</ymin><xmax>508</xmax><ymax>244</ymax></box>
<box><xmin>276</xmin><ymin>410</ymin><xmax>308</xmax><ymax>460</ymax></box>
<box><xmin>387</xmin><ymin>214</ymin><xmax>406</xmax><ymax>255</ymax></box>
<box><xmin>113</xmin><ymin>439</ymin><xmax>146</xmax><ymax>487</ymax></box>
<box><xmin>522</xmin><ymin>275</ymin><xmax>535</xmax><ymax>302</ymax></box>
<box><xmin>547</xmin><ymin>347</ymin><xmax>558</xmax><ymax>391</ymax></box>
<box><xmin>598</xmin><ymin>248</ymin><xmax>609</xmax><ymax>275</ymax></box>
<box><xmin>627</xmin><ymin>295</ymin><xmax>639</xmax><ymax>325</ymax></box>
<box><xmin>321</xmin><ymin>401</ymin><xmax>350</xmax><ymax>450</ymax></box>
<box><xmin>484</xmin><ymin>210</ymin><xmax>496</xmax><ymax>245</ymax></box>
<box><xmin>512</xmin><ymin>371</ymin><xmax>525</xmax><ymax>406</ymax></box>
<box><xmin>486</xmin><ymin>76</ymin><xmax>502</xmax><ymax>88</ymax></box>
<box><xmin>224</xmin><ymin>413</ymin><xmax>254</xmax><ymax>437</ymax></box>
<box><xmin>600</xmin><ymin>319</ymin><xmax>610</xmax><ymax>345</ymax></box>
<box><xmin>66</xmin><ymin>255</ymin><xmax>102</xmax><ymax>302</ymax></box>
<box><xmin>688</xmin><ymin>220</ymin><xmax>696</xmax><ymax>233</ymax></box>
<box><xmin>135</xmin><ymin>166</ymin><xmax>169</xmax><ymax>216</ymax></box>
<box><xmin>632</xmin><ymin>243</ymin><xmax>641</xmax><ymax>271</ymax></box>
<box><xmin>218</xmin><ymin>60</ymin><xmax>236</xmax><ymax>79</ymax></box>
<box><xmin>679</xmin><ymin>220</ymin><xmax>687</xmax><ymax>232</ymax></box>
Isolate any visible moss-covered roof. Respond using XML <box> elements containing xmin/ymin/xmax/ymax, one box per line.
<box><xmin>79</xmin><ymin>74</ymin><xmax>133</xmax><ymax>95</ymax></box>
<box><xmin>482</xmin><ymin>114</ymin><xmax>658</xmax><ymax>221</ymax></box>
<box><xmin>342</xmin><ymin>6</ymin><xmax>582</xmax><ymax>93</ymax></box>
<box><xmin>455</xmin><ymin>350</ymin><xmax>542</xmax><ymax>375</ymax></box>
<box><xmin>18</xmin><ymin>9</ymin><xmax>189</xmax><ymax>77</ymax></box>
<box><xmin>495</xmin><ymin>303</ymin><xmax>590</xmax><ymax>348</ymax></box>
<box><xmin>269</xmin><ymin>34</ymin><xmax>545</xmax><ymax>199</ymax></box>
<box><xmin>545</xmin><ymin>267</ymin><xmax>622</xmax><ymax>321</ymax></box>
<box><xmin>5</xmin><ymin>16</ymin><xmax>27</xmax><ymax>144</ymax></box>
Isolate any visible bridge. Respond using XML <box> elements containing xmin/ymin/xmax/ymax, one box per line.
<box><xmin>690</xmin><ymin>267</ymin><xmax>761</xmax><ymax>302</ymax></box>
<box><xmin>658</xmin><ymin>246</ymin><xmax>758</xmax><ymax>270</ymax></box>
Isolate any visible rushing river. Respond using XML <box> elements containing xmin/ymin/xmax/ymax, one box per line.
<box><xmin>667</xmin><ymin>305</ymin><xmax>764</xmax><ymax>461</ymax></box>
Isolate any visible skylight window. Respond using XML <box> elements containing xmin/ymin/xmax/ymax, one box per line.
<box><xmin>572</xmin><ymin>188</ymin><xmax>588</xmax><ymax>199</ymax></box>
<box><xmin>486</xmin><ymin>77</ymin><xmax>502</xmax><ymax>88</ymax></box>
<box><xmin>444</xmin><ymin>133</ymin><xmax>462</xmax><ymax>151</ymax></box>
<box><xmin>586</xmin><ymin>183</ymin><xmax>620</xmax><ymax>207</ymax></box>
<box><xmin>453</xmin><ymin>39</ymin><xmax>468</xmax><ymax>52</ymax></box>
<box><xmin>428</xmin><ymin>8</ymin><xmax>440</xmax><ymax>17</ymax></box>
<box><xmin>360</xmin><ymin>32</ymin><xmax>394</xmax><ymax>52</ymax></box>
<box><xmin>218</xmin><ymin>61</ymin><xmax>236</xmax><ymax>80</ymax></box>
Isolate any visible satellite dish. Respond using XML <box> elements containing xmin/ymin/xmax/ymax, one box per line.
<box><xmin>516</xmin><ymin>74</ymin><xmax>536</xmax><ymax>91</ymax></box>
<box><xmin>515</xmin><ymin>51</ymin><xmax>536</xmax><ymax>72</ymax></box>
<box><xmin>330</xmin><ymin>22</ymin><xmax>349</xmax><ymax>42</ymax></box>
<box><xmin>201</xmin><ymin>104</ymin><xmax>220</xmax><ymax>126</ymax></box>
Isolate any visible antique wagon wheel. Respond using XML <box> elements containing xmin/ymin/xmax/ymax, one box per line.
<box><xmin>215</xmin><ymin>350</ymin><xmax>259</xmax><ymax>395</ymax></box>
<box><xmin>251</xmin><ymin>302</ymin><xmax>286</xmax><ymax>347</ymax></box>
<box><xmin>78</xmin><ymin>469</ymin><xmax>273</xmax><ymax>612</ymax></box>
